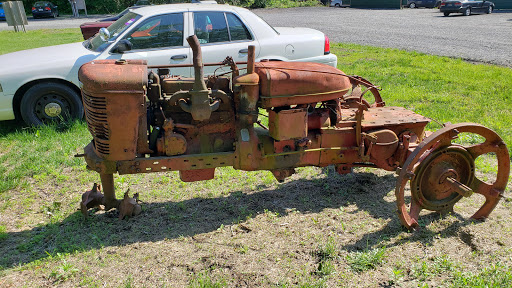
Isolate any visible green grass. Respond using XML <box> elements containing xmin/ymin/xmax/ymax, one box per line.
<box><xmin>346</xmin><ymin>247</ymin><xmax>387</xmax><ymax>272</ymax></box>
<box><xmin>0</xmin><ymin>29</ymin><xmax>83</xmax><ymax>55</ymax></box>
<box><xmin>314</xmin><ymin>236</ymin><xmax>338</xmax><ymax>276</ymax></box>
<box><xmin>411</xmin><ymin>255</ymin><xmax>456</xmax><ymax>282</ymax></box>
<box><xmin>452</xmin><ymin>263</ymin><xmax>512</xmax><ymax>287</ymax></box>
<box><xmin>0</xmin><ymin>121</ymin><xmax>91</xmax><ymax>194</ymax></box>
<box><xmin>0</xmin><ymin>225</ymin><xmax>7</xmax><ymax>241</ymax></box>
<box><xmin>189</xmin><ymin>271</ymin><xmax>227</xmax><ymax>288</ymax></box>
<box><xmin>332</xmin><ymin>43</ymin><xmax>512</xmax><ymax>148</ymax></box>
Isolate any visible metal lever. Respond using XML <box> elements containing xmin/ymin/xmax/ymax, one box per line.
<box><xmin>239</xmin><ymin>48</ymin><xmax>248</xmax><ymax>54</ymax></box>
<box><xmin>171</xmin><ymin>54</ymin><xmax>188</xmax><ymax>60</ymax></box>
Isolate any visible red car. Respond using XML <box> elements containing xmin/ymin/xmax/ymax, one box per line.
<box><xmin>80</xmin><ymin>21</ymin><xmax>114</xmax><ymax>39</ymax></box>
<box><xmin>80</xmin><ymin>6</ymin><xmax>144</xmax><ymax>40</ymax></box>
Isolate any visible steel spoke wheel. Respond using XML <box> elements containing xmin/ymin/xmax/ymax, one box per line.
<box><xmin>395</xmin><ymin>123</ymin><xmax>509</xmax><ymax>230</ymax></box>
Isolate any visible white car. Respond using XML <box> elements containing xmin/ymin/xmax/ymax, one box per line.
<box><xmin>0</xmin><ymin>4</ymin><xmax>337</xmax><ymax>126</ymax></box>
<box><xmin>330</xmin><ymin>0</ymin><xmax>344</xmax><ymax>7</ymax></box>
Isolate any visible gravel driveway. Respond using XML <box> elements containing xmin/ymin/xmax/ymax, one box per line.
<box><xmin>1</xmin><ymin>7</ymin><xmax>510</xmax><ymax>66</ymax></box>
<box><xmin>254</xmin><ymin>7</ymin><xmax>512</xmax><ymax>67</ymax></box>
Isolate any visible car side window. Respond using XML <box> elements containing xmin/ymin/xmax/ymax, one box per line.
<box><xmin>194</xmin><ymin>12</ymin><xmax>252</xmax><ymax>44</ymax></box>
<box><xmin>125</xmin><ymin>13</ymin><xmax>184</xmax><ymax>50</ymax></box>
<box><xmin>226</xmin><ymin>13</ymin><xmax>252</xmax><ymax>41</ymax></box>
<box><xmin>194</xmin><ymin>12</ymin><xmax>229</xmax><ymax>44</ymax></box>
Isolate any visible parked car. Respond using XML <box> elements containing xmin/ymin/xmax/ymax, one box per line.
<box><xmin>330</xmin><ymin>0</ymin><xmax>344</xmax><ymax>7</ymax></box>
<box><xmin>80</xmin><ymin>6</ymin><xmax>146</xmax><ymax>39</ymax></box>
<box><xmin>440</xmin><ymin>0</ymin><xmax>494</xmax><ymax>16</ymax></box>
<box><xmin>0</xmin><ymin>4</ymin><xmax>337</xmax><ymax>126</ymax></box>
<box><xmin>0</xmin><ymin>3</ymin><xmax>5</xmax><ymax>21</ymax></box>
<box><xmin>31</xmin><ymin>1</ymin><xmax>59</xmax><ymax>19</ymax></box>
<box><xmin>407</xmin><ymin>0</ymin><xmax>437</xmax><ymax>8</ymax></box>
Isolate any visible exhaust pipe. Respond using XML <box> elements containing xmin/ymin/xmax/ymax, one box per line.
<box><xmin>178</xmin><ymin>35</ymin><xmax>219</xmax><ymax>121</ymax></box>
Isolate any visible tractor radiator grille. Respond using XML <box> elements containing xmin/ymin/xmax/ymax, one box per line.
<box><xmin>78</xmin><ymin>58</ymin><xmax>148</xmax><ymax>161</ymax></box>
<box><xmin>82</xmin><ymin>92</ymin><xmax>110</xmax><ymax>157</ymax></box>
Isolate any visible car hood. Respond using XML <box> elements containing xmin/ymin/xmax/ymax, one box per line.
<box><xmin>0</xmin><ymin>42</ymin><xmax>99</xmax><ymax>94</ymax></box>
<box><xmin>0</xmin><ymin>42</ymin><xmax>97</xmax><ymax>71</ymax></box>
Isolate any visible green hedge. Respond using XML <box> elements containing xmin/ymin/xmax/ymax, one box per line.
<box><xmin>493</xmin><ymin>0</ymin><xmax>512</xmax><ymax>9</ymax></box>
<box><xmin>17</xmin><ymin>0</ymin><xmax>312</xmax><ymax>15</ymax></box>
<box><xmin>21</xmin><ymin>0</ymin><xmax>162</xmax><ymax>15</ymax></box>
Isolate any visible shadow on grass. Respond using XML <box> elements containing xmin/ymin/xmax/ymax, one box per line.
<box><xmin>0</xmin><ymin>120</ymin><xmax>23</xmax><ymax>136</ymax></box>
<box><xmin>0</xmin><ymin>168</ymin><xmax>473</xmax><ymax>269</ymax></box>
<box><xmin>0</xmin><ymin>119</ymin><xmax>83</xmax><ymax>137</ymax></box>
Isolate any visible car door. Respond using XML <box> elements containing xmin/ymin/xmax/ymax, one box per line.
<box><xmin>473</xmin><ymin>0</ymin><xmax>485</xmax><ymax>12</ymax></box>
<box><xmin>426</xmin><ymin>0</ymin><xmax>436</xmax><ymax>7</ymax></box>
<box><xmin>190</xmin><ymin>11</ymin><xmax>259</xmax><ymax>76</ymax></box>
<box><xmin>105</xmin><ymin>12</ymin><xmax>192</xmax><ymax>77</ymax></box>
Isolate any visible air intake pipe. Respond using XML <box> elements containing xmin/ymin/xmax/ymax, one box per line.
<box><xmin>178</xmin><ymin>35</ymin><xmax>219</xmax><ymax>121</ymax></box>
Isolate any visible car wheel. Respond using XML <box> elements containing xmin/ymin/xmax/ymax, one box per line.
<box><xmin>463</xmin><ymin>7</ymin><xmax>471</xmax><ymax>16</ymax></box>
<box><xmin>486</xmin><ymin>6</ymin><xmax>493</xmax><ymax>14</ymax></box>
<box><xmin>335</xmin><ymin>3</ymin><xmax>340</xmax><ymax>7</ymax></box>
<box><xmin>444</xmin><ymin>12</ymin><xmax>450</xmax><ymax>16</ymax></box>
<box><xmin>409</xmin><ymin>3</ymin><xmax>416</xmax><ymax>8</ymax></box>
<box><xmin>20</xmin><ymin>82</ymin><xmax>83</xmax><ymax>126</ymax></box>
<box><xmin>52</xmin><ymin>12</ymin><xmax>57</xmax><ymax>18</ymax></box>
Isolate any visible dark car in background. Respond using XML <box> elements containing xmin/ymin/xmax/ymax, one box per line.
<box><xmin>440</xmin><ymin>0</ymin><xmax>494</xmax><ymax>16</ymax></box>
<box><xmin>32</xmin><ymin>1</ymin><xmax>59</xmax><ymax>18</ymax></box>
<box><xmin>407</xmin><ymin>0</ymin><xmax>437</xmax><ymax>8</ymax></box>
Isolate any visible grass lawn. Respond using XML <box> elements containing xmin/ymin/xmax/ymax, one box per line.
<box><xmin>0</xmin><ymin>29</ymin><xmax>511</xmax><ymax>287</ymax></box>
<box><xmin>0</xmin><ymin>29</ymin><xmax>83</xmax><ymax>55</ymax></box>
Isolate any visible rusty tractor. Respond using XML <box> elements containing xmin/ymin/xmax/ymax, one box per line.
<box><xmin>77</xmin><ymin>36</ymin><xmax>509</xmax><ymax>230</ymax></box>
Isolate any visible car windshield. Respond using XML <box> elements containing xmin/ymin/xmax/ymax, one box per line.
<box><xmin>34</xmin><ymin>2</ymin><xmax>50</xmax><ymax>6</ymax></box>
<box><xmin>83</xmin><ymin>12</ymin><xmax>142</xmax><ymax>52</ymax></box>
<box><xmin>116</xmin><ymin>7</ymin><xmax>132</xmax><ymax>18</ymax></box>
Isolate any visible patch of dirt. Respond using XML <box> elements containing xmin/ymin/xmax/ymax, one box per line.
<box><xmin>0</xmin><ymin>164</ymin><xmax>510</xmax><ymax>287</ymax></box>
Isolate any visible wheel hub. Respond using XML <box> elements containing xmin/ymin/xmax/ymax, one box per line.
<box><xmin>35</xmin><ymin>94</ymin><xmax>70</xmax><ymax>121</ymax></box>
<box><xmin>411</xmin><ymin>146</ymin><xmax>475</xmax><ymax>211</ymax></box>
<box><xmin>44</xmin><ymin>102</ymin><xmax>62</xmax><ymax>117</ymax></box>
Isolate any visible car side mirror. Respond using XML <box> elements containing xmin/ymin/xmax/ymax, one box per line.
<box><xmin>99</xmin><ymin>28</ymin><xmax>111</xmax><ymax>42</ymax></box>
<box><xmin>111</xmin><ymin>39</ymin><xmax>133</xmax><ymax>54</ymax></box>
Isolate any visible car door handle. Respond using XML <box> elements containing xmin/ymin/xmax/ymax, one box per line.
<box><xmin>239</xmin><ymin>49</ymin><xmax>248</xmax><ymax>54</ymax></box>
<box><xmin>171</xmin><ymin>54</ymin><xmax>187</xmax><ymax>60</ymax></box>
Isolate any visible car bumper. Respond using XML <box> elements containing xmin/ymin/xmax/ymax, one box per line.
<box><xmin>291</xmin><ymin>53</ymin><xmax>338</xmax><ymax>68</ymax></box>
<box><xmin>33</xmin><ymin>11</ymin><xmax>53</xmax><ymax>17</ymax></box>
<box><xmin>440</xmin><ymin>6</ymin><xmax>463</xmax><ymax>13</ymax></box>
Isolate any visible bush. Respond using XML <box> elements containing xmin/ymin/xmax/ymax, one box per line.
<box><xmin>21</xmin><ymin>0</ymin><xmax>319</xmax><ymax>16</ymax></box>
